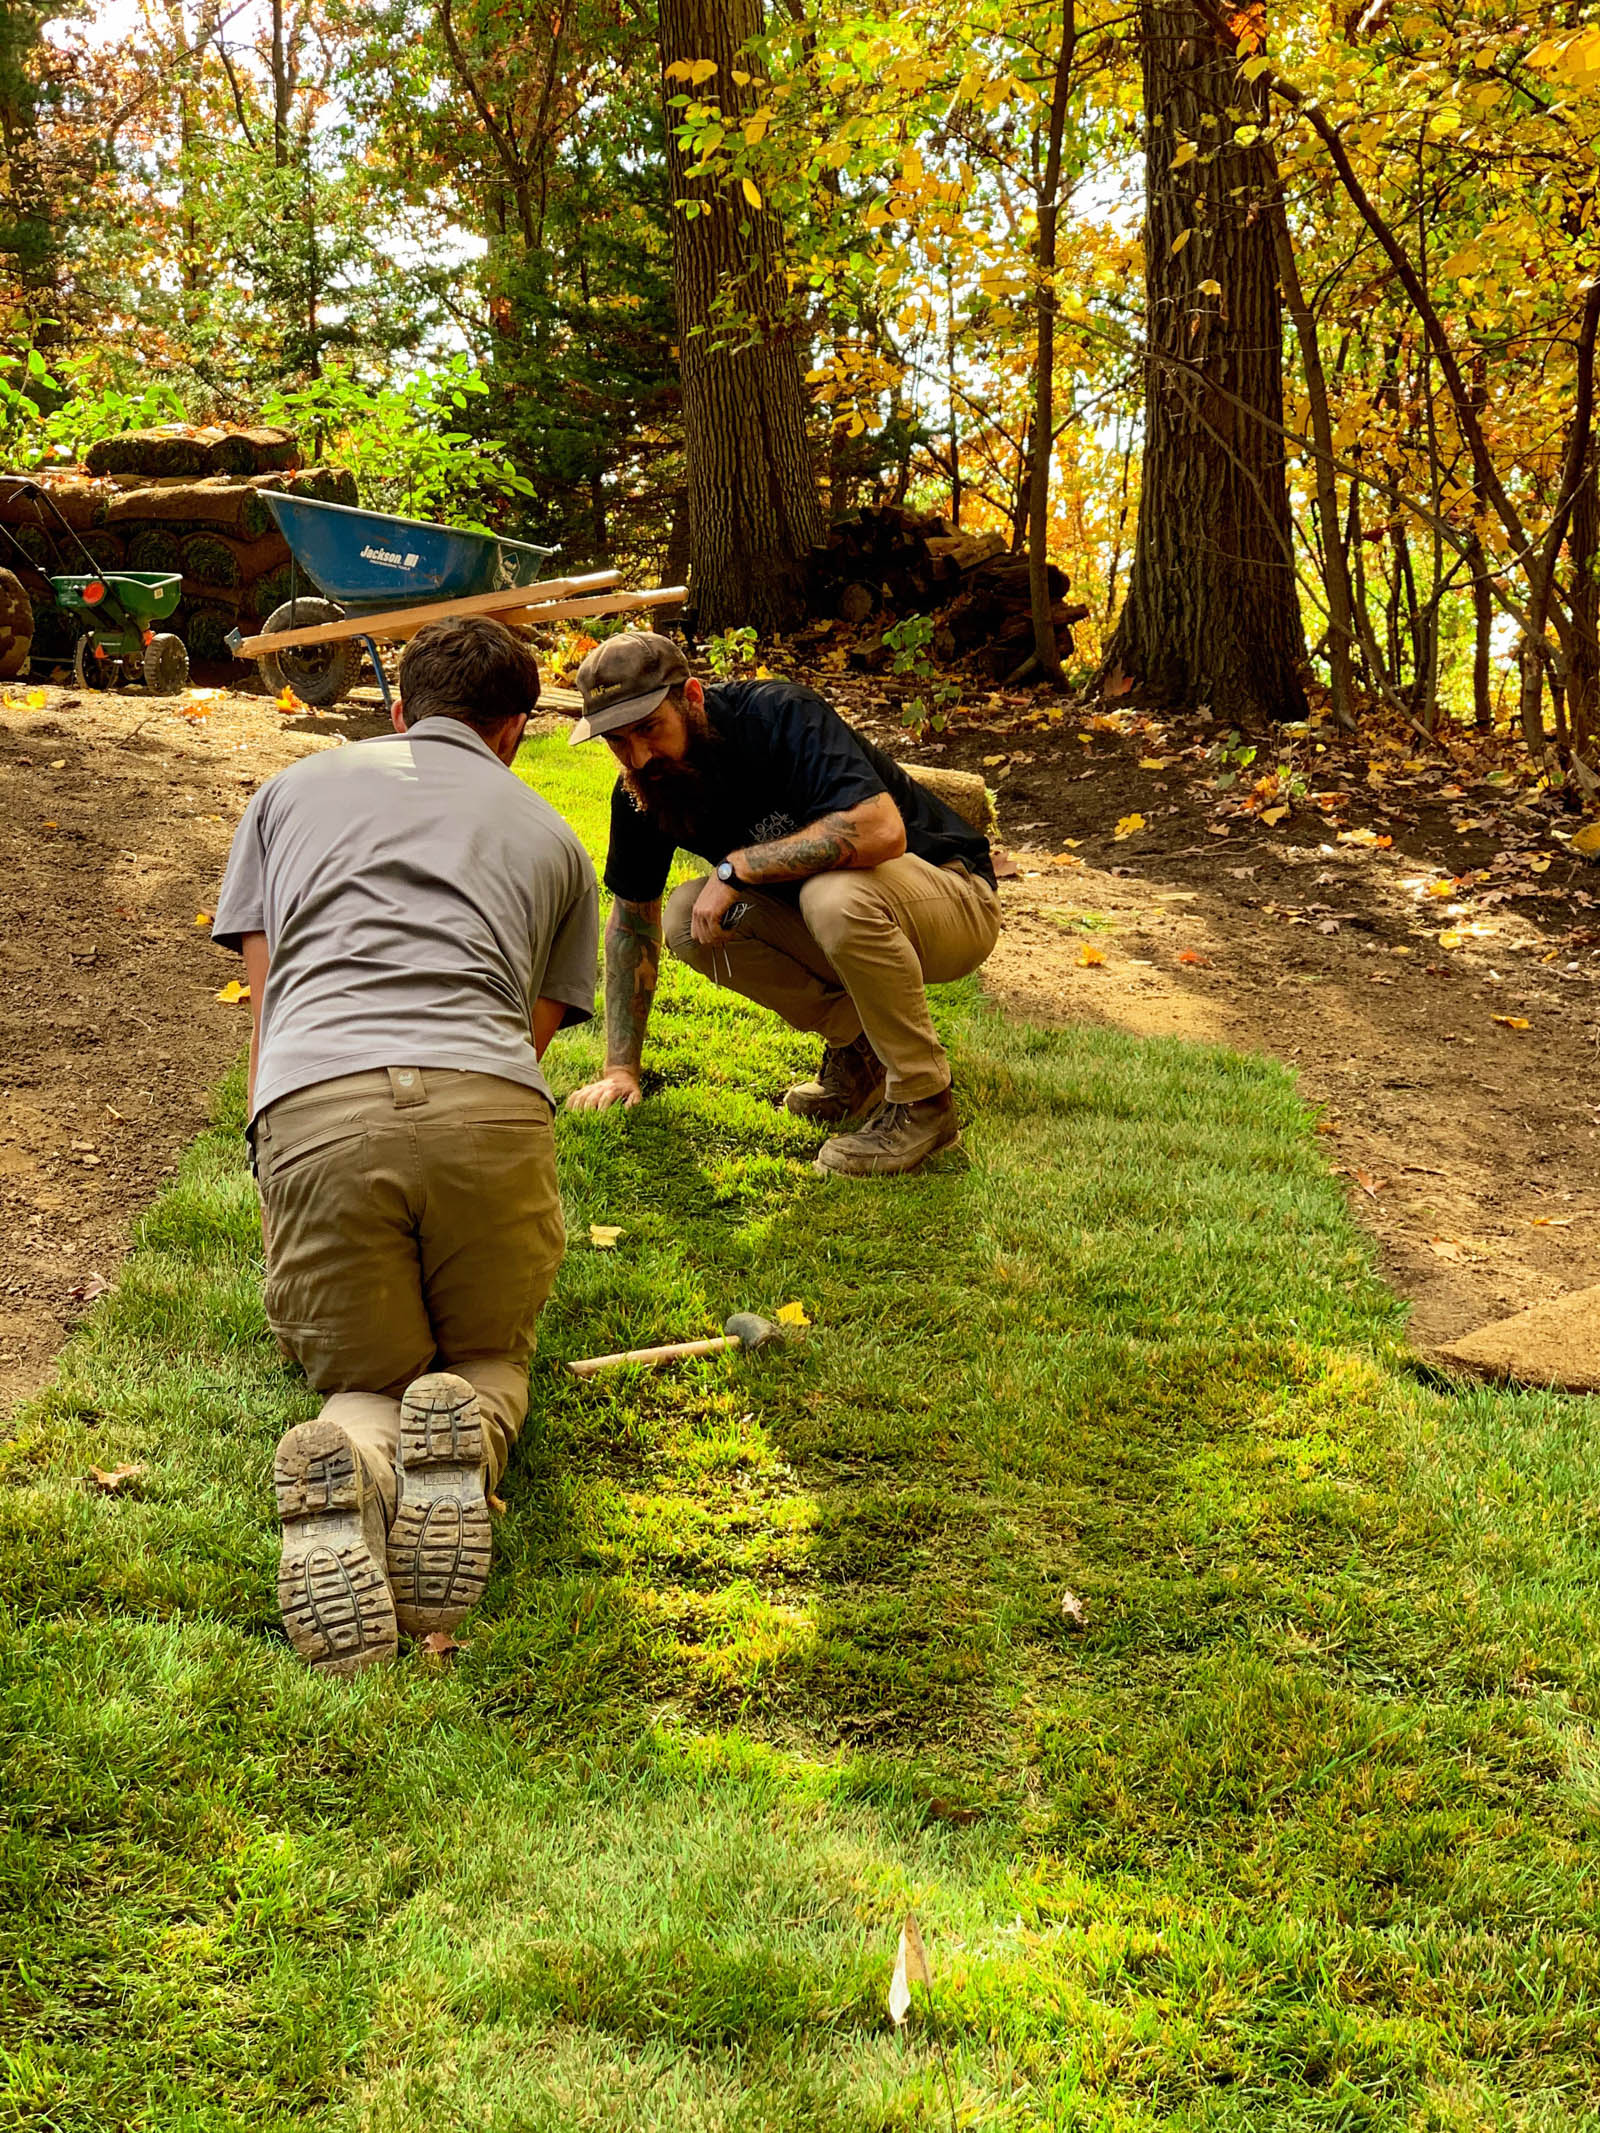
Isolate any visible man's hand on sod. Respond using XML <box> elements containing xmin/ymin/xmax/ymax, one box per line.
<box><xmin>566</xmin><ymin>1067</ymin><xmax>644</xmax><ymax>1112</ymax></box>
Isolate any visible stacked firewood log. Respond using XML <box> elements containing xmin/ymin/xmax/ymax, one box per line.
<box><xmin>805</xmin><ymin>504</ymin><xmax>1090</xmax><ymax>680</ymax></box>
<box><xmin>1</xmin><ymin>428</ymin><xmax>354</xmax><ymax>663</ymax></box>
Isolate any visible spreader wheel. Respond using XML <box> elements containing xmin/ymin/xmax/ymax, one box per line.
<box><xmin>73</xmin><ymin>635</ymin><xmax>119</xmax><ymax>691</ymax></box>
<box><xmin>143</xmin><ymin>632</ymin><xmax>190</xmax><ymax>695</ymax></box>
<box><xmin>257</xmin><ymin>596</ymin><xmax>361</xmax><ymax>708</ymax></box>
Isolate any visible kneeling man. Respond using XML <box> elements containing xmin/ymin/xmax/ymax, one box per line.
<box><xmin>213</xmin><ymin>617</ymin><xmax>598</xmax><ymax>1674</ymax></box>
<box><xmin>565</xmin><ymin>633</ymin><xmax>999</xmax><ymax>1174</ymax></box>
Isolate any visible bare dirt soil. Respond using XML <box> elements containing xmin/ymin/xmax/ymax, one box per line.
<box><xmin>3</xmin><ymin>664</ymin><xmax>1597</xmax><ymax>1414</ymax></box>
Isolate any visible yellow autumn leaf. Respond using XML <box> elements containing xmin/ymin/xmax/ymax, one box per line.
<box><xmin>1260</xmin><ymin>804</ymin><xmax>1289</xmax><ymax>825</ymax></box>
<box><xmin>1171</xmin><ymin>142</ymin><xmax>1198</xmax><ymax>169</ymax></box>
<box><xmin>1197</xmin><ymin>277</ymin><xmax>1222</xmax><ymax>297</ymax></box>
<box><xmin>741</xmin><ymin>176</ymin><xmax>763</xmax><ymax>210</ymax></box>
<box><xmin>1170</xmin><ymin>228</ymin><xmax>1192</xmax><ymax>255</ymax></box>
<box><xmin>214</xmin><ymin>980</ymin><xmax>250</xmax><ymax>1004</ymax></box>
<box><xmin>1424</xmin><ymin>879</ymin><xmax>1455</xmax><ymax>897</ymax></box>
<box><xmin>1137</xmin><ymin>756</ymin><xmax>1175</xmax><ymax>770</ymax></box>
<box><xmin>743</xmin><ymin>111</ymin><xmax>768</xmax><ymax>145</ymax></box>
<box><xmin>25</xmin><ymin>687</ymin><xmax>46</xmax><ymax>708</ymax></box>
<box><xmin>1078</xmin><ymin>943</ymin><xmax>1106</xmax><ymax>967</ymax></box>
<box><xmin>775</xmin><ymin>1300</ymin><xmax>810</xmax><ymax>1327</ymax></box>
<box><xmin>194</xmin><ymin>910</ymin><xmax>213</xmax><ymax>926</ymax></box>
<box><xmin>1438</xmin><ymin>930</ymin><xmax>1464</xmax><ymax>949</ymax></box>
<box><xmin>1492</xmin><ymin>1014</ymin><xmax>1531</xmax><ymax>1030</ymax></box>
<box><xmin>1113</xmin><ymin>813</ymin><xmax>1146</xmax><ymax>839</ymax></box>
<box><xmin>589</xmin><ymin>1224</ymin><xmax>624</xmax><ymax>1248</ymax></box>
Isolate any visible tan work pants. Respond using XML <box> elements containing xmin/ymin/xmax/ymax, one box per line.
<box><xmin>664</xmin><ymin>855</ymin><xmax>1001</xmax><ymax>1103</ymax></box>
<box><xmin>255</xmin><ymin>1066</ymin><xmax>565</xmax><ymax>1521</ymax></box>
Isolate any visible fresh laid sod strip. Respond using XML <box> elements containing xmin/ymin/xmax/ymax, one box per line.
<box><xmin>0</xmin><ymin>730</ymin><xmax>1596</xmax><ymax>2130</ymax></box>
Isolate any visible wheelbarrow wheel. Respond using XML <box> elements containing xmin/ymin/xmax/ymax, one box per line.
<box><xmin>143</xmin><ymin>632</ymin><xmax>190</xmax><ymax>696</ymax></box>
<box><xmin>73</xmin><ymin>635</ymin><xmax>120</xmax><ymax>691</ymax></box>
<box><xmin>258</xmin><ymin>597</ymin><xmax>362</xmax><ymax>708</ymax></box>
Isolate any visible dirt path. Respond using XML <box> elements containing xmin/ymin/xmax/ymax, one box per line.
<box><xmin>3</xmin><ymin>671</ymin><xmax>1595</xmax><ymax>1413</ymax></box>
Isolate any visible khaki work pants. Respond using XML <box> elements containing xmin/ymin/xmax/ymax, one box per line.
<box><xmin>255</xmin><ymin>1066</ymin><xmax>565</xmax><ymax>1521</ymax></box>
<box><xmin>664</xmin><ymin>855</ymin><xmax>1001</xmax><ymax>1103</ymax></box>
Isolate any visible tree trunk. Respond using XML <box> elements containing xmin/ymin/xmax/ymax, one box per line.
<box><xmin>1024</xmin><ymin>0</ymin><xmax>1076</xmax><ymax>684</ymax></box>
<box><xmin>659</xmin><ymin>0</ymin><xmax>823</xmax><ymax>634</ymax></box>
<box><xmin>1269</xmin><ymin>180</ymin><xmax>1354</xmax><ymax>726</ymax></box>
<box><xmin>1104</xmin><ymin>0</ymin><xmax>1307</xmax><ymax>721</ymax></box>
<box><xmin>1570</xmin><ymin>463</ymin><xmax>1599</xmax><ymax>759</ymax></box>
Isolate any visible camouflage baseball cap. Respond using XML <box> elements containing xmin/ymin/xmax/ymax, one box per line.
<box><xmin>570</xmin><ymin>631</ymin><xmax>690</xmax><ymax>744</ymax></box>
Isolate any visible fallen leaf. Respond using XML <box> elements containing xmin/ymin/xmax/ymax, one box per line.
<box><xmin>194</xmin><ymin>910</ymin><xmax>213</xmax><ymax>926</ymax></box>
<box><xmin>87</xmin><ymin>1462</ymin><xmax>146</xmax><ymax>1494</ymax></box>
<box><xmin>42</xmin><ymin>820</ymin><xmax>57</xmax><ymax>829</ymax></box>
<box><xmin>1571</xmin><ymin>821</ymin><xmax>1600</xmax><ymax>861</ymax></box>
<box><xmin>1207</xmin><ymin>823</ymin><xmax>1231</xmax><ymax>837</ymax></box>
<box><xmin>1492</xmin><ymin>1014</ymin><xmax>1531</xmax><ymax>1030</ymax></box>
<box><xmin>991</xmin><ymin>850</ymin><xmax>1020</xmax><ymax>879</ymax></box>
<box><xmin>49</xmin><ymin>757</ymin><xmax>65</xmax><ymax>769</ymax></box>
<box><xmin>981</xmin><ymin>753</ymin><xmax>1008</xmax><ymax>767</ymax></box>
<box><xmin>275</xmin><ymin>685</ymin><xmax>305</xmax><ymax>714</ymax></box>
<box><xmin>1530</xmin><ymin>1216</ymin><xmax>1574</xmax><ymax>1228</ymax></box>
<box><xmin>1078</xmin><ymin>943</ymin><xmax>1106</xmax><ymax>967</ymax></box>
<box><xmin>1177</xmin><ymin>948</ymin><xmax>1208</xmax><ymax>966</ymax></box>
<box><xmin>1353</xmin><ymin>1168</ymin><xmax>1388</xmax><ymax>1196</ymax></box>
<box><xmin>889</xmin><ymin>1912</ymin><xmax>933</xmax><ymax>2027</ymax></box>
<box><xmin>1259</xmin><ymin>804</ymin><xmax>1289</xmax><ymax>825</ymax></box>
<box><xmin>1059</xmin><ymin>1588</ymin><xmax>1088</xmax><ymax>1629</ymax></box>
<box><xmin>1429</xmin><ymin>1236</ymin><xmax>1468</xmax><ymax>1262</ymax></box>
<box><xmin>1527</xmin><ymin>855</ymin><xmax>1552</xmax><ymax>875</ymax></box>
<box><xmin>776</xmin><ymin>1300</ymin><xmax>811</xmax><ymax>1327</ymax></box>
<box><xmin>1337</xmin><ymin>827</ymin><xmax>1392</xmax><ymax>848</ymax></box>
<box><xmin>1138</xmin><ymin>756</ymin><xmax>1175</xmax><ymax>770</ymax></box>
<box><xmin>214</xmin><ymin>979</ymin><xmax>250</xmax><ymax>1004</ymax></box>
<box><xmin>1102</xmin><ymin>665</ymin><xmax>1133</xmax><ymax>698</ymax></box>
<box><xmin>925</xmin><ymin>1797</ymin><xmax>981</xmax><ymax>1825</ymax></box>
<box><xmin>419</xmin><ymin>1629</ymin><xmax>468</xmax><ymax>1663</ymax></box>
<box><xmin>1113</xmin><ymin>812</ymin><xmax>1146</xmax><ymax>840</ymax></box>
<box><xmin>1424</xmin><ymin>879</ymin><xmax>1456</xmax><ymax>898</ymax></box>
<box><xmin>70</xmin><ymin>1270</ymin><xmax>109</xmax><ymax>1302</ymax></box>
<box><xmin>589</xmin><ymin>1223</ymin><xmax>624</xmax><ymax>1248</ymax></box>
<box><xmin>1437</xmin><ymin>931</ymin><xmax>1464</xmax><ymax>949</ymax></box>
<box><xmin>26</xmin><ymin>688</ymin><xmax>45</xmax><ymax>708</ymax></box>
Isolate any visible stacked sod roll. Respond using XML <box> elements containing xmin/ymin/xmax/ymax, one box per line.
<box><xmin>1</xmin><ymin>427</ymin><xmax>355</xmax><ymax>668</ymax></box>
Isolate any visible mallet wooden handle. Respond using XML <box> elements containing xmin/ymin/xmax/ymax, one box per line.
<box><xmin>567</xmin><ymin>1334</ymin><xmax>738</xmax><ymax>1378</ymax></box>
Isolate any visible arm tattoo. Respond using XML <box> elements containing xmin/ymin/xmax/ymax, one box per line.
<box><xmin>736</xmin><ymin>812</ymin><xmax>861</xmax><ymax>885</ymax></box>
<box><xmin>605</xmin><ymin>897</ymin><xmax>661</xmax><ymax>1072</ymax></box>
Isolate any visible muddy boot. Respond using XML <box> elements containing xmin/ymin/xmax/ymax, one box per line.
<box><xmin>388</xmin><ymin>1372</ymin><xmax>492</xmax><ymax>1636</ymax></box>
<box><xmin>274</xmin><ymin>1418</ymin><xmax>397</xmax><ymax>1676</ymax></box>
<box><xmin>814</xmin><ymin>1087</ymin><xmax>961</xmax><ymax>1177</ymax></box>
<box><xmin>784</xmin><ymin>1034</ymin><xmax>886</xmax><ymax>1124</ymax></box>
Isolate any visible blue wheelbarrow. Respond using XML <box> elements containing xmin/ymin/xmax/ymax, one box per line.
<box><xmin>230</xmin><ymin>492</ymin><xmax>689</xmax><ymax>710</ymax></box>
<box><xmin>231</xmin><ymin>494</ymin><xmax>560</xmax><ymax>707</ymax></box>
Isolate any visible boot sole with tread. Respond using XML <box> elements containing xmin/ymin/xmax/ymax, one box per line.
<box><xmin>274</xmin><ymin>1419</ymin><xmax>397</xmax><ymax>1676</ymax></box>
<box><xmin>389</xmin><ymin>1372</ymin><xmax>492</xmax><ymax>1636</ymax></box>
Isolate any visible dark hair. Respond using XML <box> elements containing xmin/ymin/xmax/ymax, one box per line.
<box><xmin>398</xmin><ymin>616</ymin><xmax>541</xmax><ymax>731</ymax></box>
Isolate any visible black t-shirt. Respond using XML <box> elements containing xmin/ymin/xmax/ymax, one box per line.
<box><xmin>603</xmin><ymin>678</ymin><xmax>994</xmax><ymax>902</ymax></box>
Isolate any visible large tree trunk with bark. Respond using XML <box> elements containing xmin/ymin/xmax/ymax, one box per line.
<box><xmin>659</xmin><ymin>0</ymin><xmax>823</xmax><ymax>634</ymax></box>
<box><xmin>1105</xmin><ymin>0</ymin><xmax>1307</xmax><ymax>722</ymax></box>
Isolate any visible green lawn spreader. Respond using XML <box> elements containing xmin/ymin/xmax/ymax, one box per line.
<box><xmin>0</xmin><ymin>475</ymin><xmax>190</xmax><ymax>693</ymax></box>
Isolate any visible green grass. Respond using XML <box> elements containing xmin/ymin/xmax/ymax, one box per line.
<box><xmin>3</xmin><ymin>732</ymin><xmax>1599</xmax><ymax>2130</ymax></box>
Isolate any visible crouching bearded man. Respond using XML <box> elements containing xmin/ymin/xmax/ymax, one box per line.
<box><xmin>564</xmin><ymin>632</ymin><xmax>1001</xmax><ymax>1175</ymax></box>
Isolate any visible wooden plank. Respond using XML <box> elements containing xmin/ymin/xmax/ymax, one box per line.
<box><xmin>479</xmin><ymin>586</ymin><xmax>688</xmax><ymax>631</ymax></box>
<box><xmin>349</xmin><ymin>586</ymin><xmax>690</xmax><ymax>647</ymax></box>
<box><xmin>233</xmin><ymin>569</ymin><xmax>621</xmax><ymax>657</ymax></box>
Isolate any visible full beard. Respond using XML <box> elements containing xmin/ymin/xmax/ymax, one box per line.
<box><xmin>621</xmin><ymin>715</ymin><xmax>728</xmax><ymax>846</ymax></box>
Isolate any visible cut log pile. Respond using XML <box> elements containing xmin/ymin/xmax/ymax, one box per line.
<box><xmin>805</xmin><ymin>504</ymin><xmax>1090</xmax><ymax>681</ymax></box>
<box><xmin>0</xmin><ymin>427</ymin><xmax>355</xmax><ymax>662</ymax></box>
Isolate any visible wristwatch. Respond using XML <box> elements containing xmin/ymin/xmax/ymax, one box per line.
<box><xmin>716</xmin><ymin>860</ymin><xmax>742</xmax><ymax>888</ymax></box>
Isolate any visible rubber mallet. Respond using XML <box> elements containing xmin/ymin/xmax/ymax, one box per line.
<box><xmin>566</xmin><ymin>1311</ymin><xmax>785</xmax><ymax>1379</ymax></box>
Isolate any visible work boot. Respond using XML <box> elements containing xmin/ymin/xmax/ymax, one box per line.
<box><xmin>388</xmin><ymin>1373</ymin><xmax>492</xmax><ymax>1636</ymax></box>
<box><xmin>814</xmin><ymin>1087</ymin><xmax>960</xmax><ymax>1177</ymax></box>
<box><xmin>274</xmin><ymin>1417</ymin><xmax>397</xmax><ymax>1676</ymax></box>
<box><xmin>784</xmin><ymin>1034</ymin><xmax>886</xmax><ymax>1124</ymax></box>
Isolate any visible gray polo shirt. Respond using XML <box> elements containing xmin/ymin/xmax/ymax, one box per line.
<box><xmin>213</xmin><ymin>717</ymin><xmax>598</xmax><ymax>1121</ymax></box>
